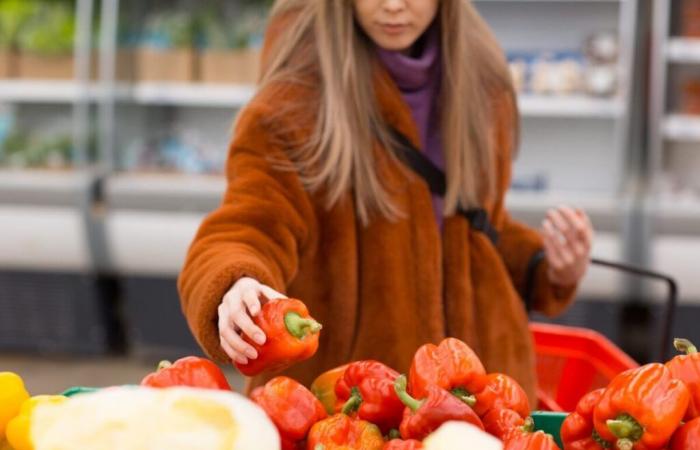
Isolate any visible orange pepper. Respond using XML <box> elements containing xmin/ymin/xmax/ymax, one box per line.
<box><xmin>593</xmin><ymin>364</ymin><xmax>690</xmax><ymax>450</ymax></box>
<box><xmin>395</xmin><ymin>374</ymin><xmax>483</xmax><ymax>441</ymax></box>
<box><xmin>310</xmin><ymin>365</ymin><xmax>349</xmax><ymax>415</ymax></box>
<box><xmin>236</xmin><ymin>298</ymin><xmax>322</xmax><ymax>377</ymax></box>
<box><xmin>482</xmin><ymin>408</ymin><xmax>525</xmax><ymax>441</ymax></box>
<box><xmin>251</xmin><ymin>376</ymin><xmax>327</xmax><ymax>450</ymax></box>
<box><xmin>140</xmin><ymin>356</ymin><xmax>232</xmax><ymax>390</ymax></box>
<box><xmin>560</xmin><ymin>389</ymin><xmax>610</xmax><ymax>450</ymax></box>
<box><xmin>408</xmin><ymin>338</ymin><xmax>486</xmax><ymax>407</ymax></box>
<box><xmin>670</xmin><ymin>416</ymin><xmax>700</xmax><ymax>450</ymax></box>
<box><xmin>336</xmin><ymin>361</ymin><xmax>404</xmax><ymax>434</ymax></box>
<box><xmin>383</xmin><ymin>439</ymin><xmax>423</xmax><ymax>450</ymax></box>
<box><xmin>307</xmin><ymin>413</ymin><xmax>384</xmax><ymax>450</ymax></box>
<box><xmin>504</xmin><ymin>419</ymin><xmax>561</xmax><ymax>450</ymax></box>
<box><xmin>473</xmin><ymin>373</ymin><xmax>530</xmax><ymax>419</ymax></box>
<box><xmin>666</xmin><ymin>338</ymin><xmax>700</xmax><ymax>421</ymax></box>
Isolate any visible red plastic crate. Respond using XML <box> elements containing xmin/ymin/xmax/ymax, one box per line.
<box><xmin>530</xmin><ymin>322</ymin><xmax>638</xmax><ymax>412</ymax></box>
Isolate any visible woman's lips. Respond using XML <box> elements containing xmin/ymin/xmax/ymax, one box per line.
<box><xmin>379</xmin><ymin>23</ymin><xmax>409</xmax><ymax>35</ymax></box>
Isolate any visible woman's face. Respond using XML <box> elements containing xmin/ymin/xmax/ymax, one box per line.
<box><xmin>354</xmin><ymin>0</ymin><xmax>439</xmax><ymax>52</ymax></box>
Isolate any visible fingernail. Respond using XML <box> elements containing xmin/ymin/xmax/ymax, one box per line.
<box><xmin>246</xmin><ymin>348</ymin><xmax>258</xmax><ymax>359</ymax></box>
<box><xmin>237</xmin><ymin>356</ymin><xmax>248</xmax><ymax>365</ymax></box>
<box><xmin>254</xmin><ymin>332</ymin><xmax>266</xmax><ymax>345</ymax></box>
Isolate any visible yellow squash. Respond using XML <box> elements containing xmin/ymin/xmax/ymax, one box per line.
<box><xmin>0</xmin><ymin>372</ymin><xmax>30</xmax><ymax>439</ymax></box>
<box><xmin>6</xmin><ymin>396</ymin><xmax>67</xmax><ymax>450</ymax></box>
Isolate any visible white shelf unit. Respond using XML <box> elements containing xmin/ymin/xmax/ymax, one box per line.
<box><xmin>664</xmin><ymin>114</ymin><xmax>700</xmax><ymax>142</ymax></box>
<box><xmin>517</xmin><ymin>94</ymin><xmax>624</xmax><ymax>118</ymax></box>
<box><xmin>475</xmin><ymin>0</ymin><xmax>638</xmax><ymax>196</ymax></box>
<box><xmin>667</xmin><ymin>37</ymin><xmax>700</xmax><ymax>64</ymax></box>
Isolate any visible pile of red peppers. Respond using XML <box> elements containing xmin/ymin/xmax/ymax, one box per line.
<box><xmin>138</xmin><ymin>296</ymin><xmax>700</xmax><ymax>450</ymax></box>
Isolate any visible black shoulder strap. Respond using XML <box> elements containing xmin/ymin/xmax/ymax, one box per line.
<box><xmin>390</xmin><ymin>128</ymin><xmax>499</xmax><ymax>245</ymax></box>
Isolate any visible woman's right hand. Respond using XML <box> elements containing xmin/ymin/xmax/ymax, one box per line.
<box><xmin>218</xmin><ymin>277</ymin><xmax>286</xmax><ymax>365</ymax></box>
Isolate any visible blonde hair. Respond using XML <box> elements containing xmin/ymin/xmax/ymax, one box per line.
<box><xmin>258</xmin><ymin>0</ymin><xmax>517</xmax><ymax>224</ymax></box>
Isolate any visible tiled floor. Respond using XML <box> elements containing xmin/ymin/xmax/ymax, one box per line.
<box><xmin>0</xmin><ymin>354</ymin><xmax>245</xmax><ymax>395</ymax></box>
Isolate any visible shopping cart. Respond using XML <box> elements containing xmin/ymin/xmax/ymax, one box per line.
<box><xmin>531</xmin><ymin>257</ymin><xmax>678</xmax><ymax>412</ymax></box>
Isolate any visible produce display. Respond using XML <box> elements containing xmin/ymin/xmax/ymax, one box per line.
<box><xmin>3</xmin><ymin>297</ymin><xmax>700</xmax><ymax>449</ymax></box>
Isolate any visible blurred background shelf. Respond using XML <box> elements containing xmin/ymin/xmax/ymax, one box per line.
<box><xmin>667</xmin><ymin>37</ymin><xmax>700</xmax><ymax>64</ymax></box>
<box><xmin>116</xmin><ymin>83</ymin><xmax>255</xmax><ymax>108</ymax></box>
<box><xmin>0</xmin><ymin>169</ymin><xmax>98</xmax><ymax>206</ymax></box>
<box><xmin>0</xmin><ymin>80</ymin><xmax>94</xmax><ymax>104</ymax></box>
<box><xmin>517</xmin><ymin>94</ymin><xmax>624</xmax><ymax>118</ymax></box>
<box><xmin>104</xmin><ymin>172</ymin><xmax>224</xmax><ymax>212</ymax></box>
<box><xmin>663</xmin><ymin>114</ymin><xmax>700</xmax><ymax>142</ymax></box>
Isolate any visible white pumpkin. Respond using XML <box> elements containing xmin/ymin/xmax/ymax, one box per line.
<box><xmin>29</xmin><ymin>387</ymin><xmax>280</xmax><ymax>450</ymax></box>
<box><xmin>423</xmin><ymin>421</ymin><xmax>503</xmax><ymax>450</ymax></box>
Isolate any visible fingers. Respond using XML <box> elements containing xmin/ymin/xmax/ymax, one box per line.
<box><xmin>231</xmin><ymin>301</ymin><xmax>266</xmax><ymax>346</ymax></box>
<box><xmin>546</xmin><ymin>206</ymin><xmax>591</xmax><ymax>257</ymax></box>
<box><xmin>241</xmin><ymin>288</ymin><xmax>262</xmax><ymax>317</ymax></box>
<box><xmin>221</xmin><ymin>325</ymin><xmax>258</xmax><ymax>361</ymax></box>
<box><xmin>218</xmin><ymin>303</ymin><xmax>248</xmax><ymax>364</ymax></box>
<box><xmin>543</xmin><ymin>219</ymin><xmax>572</xmax><ymax>269</ymax></box>
<box><xmin>260</xmin><ymin>285</ymin><xmax>287</xmax><ymax>301</ymax></box>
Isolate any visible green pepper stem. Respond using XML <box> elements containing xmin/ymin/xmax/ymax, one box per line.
<box><xmin>522</xmin><ymin>417</ymin><xmax>535</xmax><ymax>433</ymax></box>
<box><xmin>616</xmin><ymin>438</ymin><xmax>633</xmax><ymax>450</ymax></box>
<box><xmin>607</xmin><ymin>414</ymin><xmax>643</xmax><ymax>443</ymax></box>
<box><xmin>592</xmin><ymin>430</ymin><xmax>612</xmax><ymax>449</ymax></box>
<box><xmin>284</xmin><ymin>311</ymin><xmax>322</xmax><ymax>339</ymax></box>
<box><xmin>157</xmin><ymin>360</ymin><xmax>172</xmax><ymax>371</ymax></box>
<box><xmin>387</xmin><ymin>429</ymin><xmax>401</xmax><ymax>440</ymax></box>
<box><xmin>451</xmin><ymin>387</ymin><xmax>476</xmax><ymax>407</ymax></box>
<box><xmin>674</xmin><ymin>338</ymin><xmax>698</xmax><ymax>355</ymax></box>
<box><xmin>341</xmin><ymin>387</ymin><xmax>363</xmax><ymax>415</ymax></box>
<box><xmin>394</xmin><ymin>375</ymin><xmax>424</xmax><ymax>412</ymax></box>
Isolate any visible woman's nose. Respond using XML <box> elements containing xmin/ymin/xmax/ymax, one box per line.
<box><xmin>382</xmin><ymin>0</ymin><xmax>406</xmax><ymax>13</ymax></box>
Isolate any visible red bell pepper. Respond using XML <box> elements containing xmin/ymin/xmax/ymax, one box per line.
<box><xmin>335</xmin><ymin>361</ymin><xmax>404</xmax><ymax>433</ymax></box>
<box><xmin>560</xmin><ymin>389</ymin><xmax>610</xmax><ymax>450</ymax></box>
<box><xmin>307</xmin><ymin>413</ymin><xmax>384</xmax><ymax>450</ymax></box>
<box><xmin>482</xmin><ymin>408</ymin><xmax>526</xmax><ymax>441</ymax></box>
<box><xmin>408</xmin><ymin>338</ymin><xmax>486</xmax><ymax>407</ymax></box>
<box><xmin>473</xmin><ymin>373</ymin><xmax>530</xmax><ymax>419</ymax></box>
<box><xmin>670</xmin><ymin>416</ymin><xmax>700</xmax><ymax>450</ymax></box>
<box><xmin>593</xmin><ymin>363</ymin><xmax>690</xmax><ymax>450</ymax></box>
<box><xmin>311</xmin><ymin>365</ymin><xmax>349</xmax><ymax>415</ymax></box>
<box><xmin>383</xmin><ymin>439</ymin><xmax>423</xmax><ymax>450</ymax></box>
<box><xmin>504</xmin><ymin>420</ymin><xmax>561</xmax><ymax>450</ymax></box>
<box><xmin>394</xmin><ymin>374</ymin><xmax>483</xmax><ymax>441</ymax></box>
<box><xmin>235</xmin><ymin>298</ymin><xmax>322</xmax><ymax>376</ymax></box>
<box><xmin>666</xmin><ymin>338</ymin><xmax>700</xmax><ymax>420</ymax></box>
<box><xmin>250</xmin><ymin>376</ymin><xmax>327</xmax><ymax>450</ymax></box>
<box><xmin>140</xmin><ymin>356</ymin><xmax>231</xmax><ymax>390</ymax></box>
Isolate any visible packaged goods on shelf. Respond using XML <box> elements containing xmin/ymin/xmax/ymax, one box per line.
<box><xmin>506</xmin><ymin>31</ymin><xmax>619</xmax><ymax>99</ymax></box>
<box><xmin>197</xmin><ymin>8</ymin><xmax>265</xmax><ymax>85</ymax></box>
<box><xmin>15</xmin><ymin>2</ymin><xmax>75</xmax><ymax>80</ymax></box>
<box><xmin>135</xmin><ymin>11</ymin><xmax>198</xmax><ymax>83</ymax></box>
<box><xmin>682</xmin><ymin>80</ymin><xmax>700</xmax><ymax>115</ymax></box>
<box><xmin>682</xmin><ymin>0</ymin><xmax>700</xmax><ymax>38</ymax></box>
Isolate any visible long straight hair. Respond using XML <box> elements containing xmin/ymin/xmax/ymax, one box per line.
<box><xmin>257</xmin><ymin>0</ymin><xmax>517</xmax><ymax>224</ymax></box>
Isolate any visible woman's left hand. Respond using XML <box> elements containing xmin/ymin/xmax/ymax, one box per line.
<box><xmin>542</xmin><ymin>206</ymin><xmax>594</xmax><ymax>287</ymax></box>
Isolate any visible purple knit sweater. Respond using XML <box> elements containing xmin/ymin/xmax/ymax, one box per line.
<box><xmin>376</xmin><ymin>25</ymin><xmax>444</xmax><ymax>227</ymax></box>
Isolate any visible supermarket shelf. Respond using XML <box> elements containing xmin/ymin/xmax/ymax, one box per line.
<box><xmin>105</xmin><ymin>172</ymin><xmax>225</xmax><ymax>212</ymax></box>
<box><xmin>517</xmin><ymin>94</ymin><xmax>624</xmax><ymax>118</ymax></box>
<box><xmin>667</xmin><ymin>38</ymin><xmax>700</xmax><ymax>64</ymax></box>
<box><xmin>506</xmin><ymin>190</ymin><xmax>624</xmax><ymax>231</ymax></box>
<box><xmin>117</xmin><ymin>82</ymin><xmax>255</xmax><ymax>108</ymax></box>
<box><xmin>0</xmin><ymin>205</ymin><xmax>91</xmax><ymax>271</ymax></box>
<box><xmin>651</xmin><ymin>196</ymin><xmax>700</xmax><ymax>236</ymax></box>
<box><xmin>0</xmin><ymin>169</ymin><xmax>98</xmax><ymax>207</ymax></box>
<box><xmin>106</xmin><ymin>210</ymin><xmax>204</xmax><ymax>276</ymax></box>
<box><xmin>0</xmin><ymin>80</ymin><xmax>92</xmax><ymax>104</ymax></box>
<box><xmin>663</xmin><ymin>114</ymin><xmax>700</xmax><ymax>142</ymax></box>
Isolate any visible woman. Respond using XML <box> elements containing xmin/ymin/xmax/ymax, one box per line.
<box><xmin>178</xmin><ymin>0</ymin><xmax>593</xmax><ymax>403</ymax></box>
